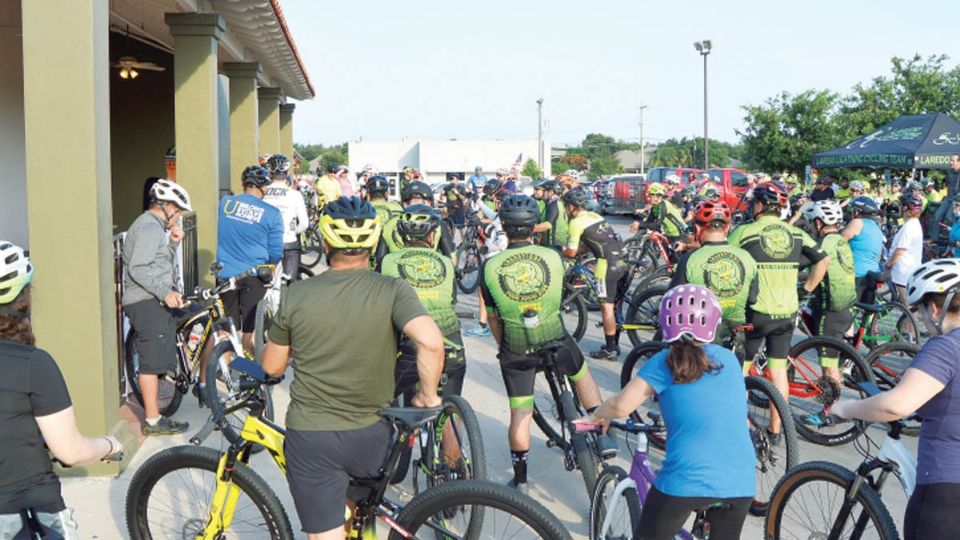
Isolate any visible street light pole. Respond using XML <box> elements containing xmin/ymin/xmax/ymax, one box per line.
<box><xmin>694</xmin><ymin>40</ymin><xmax>712</xmax><ymax>169</ymax></box>
<box><xmin>638</xmin><ymin>105</ymin><xmax>648</xmax><ymax>176</ymax></box>
<box><xmin>536</xmin><ymin>98</ymin><xmax>544</xmax><ymax>172</ymax></box>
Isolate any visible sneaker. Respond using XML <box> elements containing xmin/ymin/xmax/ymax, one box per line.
<box><xmin>143</xmin><ymin>416</ymin><xmax>190</xmax><ymax>436</ymax></box>
<box><xmin>506</xmin><ymin>477</ymin><xmax>530</xmax><ymax>497</ymax></box>
<box><xmin>766</xmin><ymin>428</ymin><xmax>782</xmax><ymax>446</ymax></box>
<box><xmin>590</xmin><ymin>347</ymin><xmax>620</xmax><ymax>361</ymax></box>
<box><xmin>464</xmin><ymin>324</ymin><xmax>491</xmax><ymax>338</ymax></box>
<box><xmin>595</xmin><ymin>434</ymin><xmax>619</xmax><ymax>460</ymax></box>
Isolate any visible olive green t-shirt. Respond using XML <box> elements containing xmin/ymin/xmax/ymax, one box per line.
<box><xmin>270</xmin><ymin>268</ymin><xmax>428</xmax><ymax>431</ymax></box>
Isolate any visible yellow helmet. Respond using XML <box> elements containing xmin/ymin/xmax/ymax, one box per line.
<box><xmin>318</xmin><ymin>196</ymin><xmax>381</xmax><ymax>251</ymax></box>
<box><xmin>647</xmin><ymin>182</ymin><xmax>666</xmax><ymax>196</ymax></box>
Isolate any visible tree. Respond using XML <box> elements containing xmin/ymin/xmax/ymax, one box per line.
<box><xmin>587</xmin><ymin>154</ymin><xmax>623</xmax><ymax>180</ymax></box>
<box><xmin>648</xmin><ymin>137</ymin><xmax>740</xmax><ymax>169</ymax></box>
<box><xmin>293</xmin><ymin>142</ymin><xmax>349</xmax><ymax>174</ymax></box>
<box><xmin>520</xmin><ymin>158</ymin><xmax>543</xmax><ymax>180</ymax></box>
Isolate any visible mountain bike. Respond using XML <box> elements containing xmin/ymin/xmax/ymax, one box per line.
<box><xmin>766</xmin><ymin>382</ymin><xmax>915</xmax><ymax>540</ymax></box>
<box><xmin>796</xmin><ymin>295</ymin><xmax>919</xmax><ymax>354</ymax></box>
<box><xmin>454</xmin><ymin>213</ymin><xmax>484</xmax><ymax>294</ymax></box>
<box><xmin>126</xmin><ymin>358</ymin><xmax>572</xmax><ymax>540</ymax></box>
<box><xmin>863</xmin><ymin>341</ymin><xmax>922</xmax><ymax>436</ymax></box>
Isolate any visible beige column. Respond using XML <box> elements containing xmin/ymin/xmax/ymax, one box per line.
<box><xmin>258</xmin><ymin>87</ymin><xmax>282</xmax><ymax>156</ymax></box>
<box><xmin>165</xmin><ymin>13</ymin><xmax>225</xmax><ymax>287</ymax></box>
<box><xmin>22</xmin><ymin>0</ymin><xmax>130</xmax><ymax>474</ymax></box>
<box><xmin>224</xmin><ymin>62</ymin><xmax>260</xmax><ymax>194</ymax></box>
<box><xmin>279</xmin><ymin>103</ymin><xmax>295</xmax><ymax>160</ymax></box>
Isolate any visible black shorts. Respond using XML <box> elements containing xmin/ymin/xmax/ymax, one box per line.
<box><xmin>600</xmin><ymin>262</ymin><xmax>630</xmax><ymax>303</ymax></box>
<box><xmin>744</xmin><ymin>311</ymin><xmax>795</xmax><ymax>367</ymax></box>
<box><xmin>282</xmin><ymin>241</ymin><xmax>301</xmax><ymax>282</ymax></box>
<box><xmin>499</xmin><ymin>334</ymin><xmax>586</xmax><ymax>408</ymax></box>
<box><xmin>285</xmin><ymin>421</ymin><xmax>392</xmax><ymax>534</ymax></box>
<box><xmin>810</xmin><ymin>305</ymin><xmax>853</xmax><ymax>342</ymax></box>
<box><xmin>219</xmin><ymin>275</ymin><xmax>267</xmax><ymax>333</ymax></box>
<box><xmin>449</xmin><ymin>207</ymin><xmax>466</xmax><ymax>226</ymax></box>
<box><xmin>124</xmin><ymin>299</ymin><xmax>179</xmax><ymax>375</ymax></box>
<box><xmin>395</xmin><ymin>333</ymin><xmax>467</xmax><ymax>398</ymax></box>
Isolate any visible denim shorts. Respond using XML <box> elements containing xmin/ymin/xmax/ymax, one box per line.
<box><xmin>0</xmin><ymin>508</ymin><xmax>79</xmax><ymax>539</ymax></box>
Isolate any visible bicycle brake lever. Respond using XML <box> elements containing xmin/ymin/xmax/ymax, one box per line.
<box><xmin>190</xmin><ymin>418</ymin><xmax>219</xmax><ymax>446</ymax></box>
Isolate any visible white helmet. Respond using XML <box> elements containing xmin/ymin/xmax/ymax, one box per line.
<box><xmin>906</xmin><ymin>259</ymin><xmax>960</xmax><ymax>306</ymax></box>
<box><xmin>150</xmin><ymin>180</ymin><xmax>192</xmax><ymax>212</ymax></box>
<box><xmin>0</xmin><ymin>241</ymin><xmax>33</xmax><ymax>304</ymax></box>
<box><xmin>665</xmin><ymin>174</ymin><xmax>681</xmax><ymax>185</ymax></box>
<box><xmin>849</xmin><ymin>180</ymin><xmax>865</xmax><ymax>191</ymax></box>
<box><xmin>811</xmin><ymin>200</ymin><xmax>843</xmax><ymax>225</ymax></box>
<box><xmin>799</xmin><ymin>201</ymin><xmax>817</xmax><ymax>220</ymax></box>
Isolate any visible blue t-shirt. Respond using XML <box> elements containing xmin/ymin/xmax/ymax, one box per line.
<box><xmin>849</xmin><ymin>218</ymin><xmax>884</xmax><ymax>277</ymax></box>
<box><xmin>950</xmin><ymin>221</ymin><xmax>960</xmax><ymax>258</ymax></box>
<box><xmin>216</xmin><ymin>193</ymin><xmax>284</xmax><ymax>279</ymax></box>
<box><xmin>467</xmin><ymin>174</ymin><xmax>487</xmax><ymax>193</ymax></box>
<box><xmin>637</xmin><ymin>344</ymin><xmax>755</xmax><ymax>498</ymax></box>
<box><xmin>910</xmin><ymin>327</ymin><xmax>960</xmax><ymax>485</ymax></box>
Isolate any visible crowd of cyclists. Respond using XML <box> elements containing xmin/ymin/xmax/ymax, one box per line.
<box><xmin>1</xmin><ymin>151</ymin><xmax>959</xmax><ymax>539</ymax></box>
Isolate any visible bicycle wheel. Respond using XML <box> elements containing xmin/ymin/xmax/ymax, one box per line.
<box><xmin>124</xmin><ymin>329</ymin><xmax>184</xmax><ymax>418</ymax></box>
<box><xmin>866</xmin><ymin>342</ymin><xmax>921</xmax><ymax>436</ymax></box>
<box><xmin>744</xmin><ymin>376</ymin><xmax>799</xmax><ymax>517</ymax></box>
<box><xmin>300</xmin><ymin>227</ymin><xmax>322</xmax><ymax>269</ymax></box>
<box><xmin>418</xmin><ymin>395</ymin><xmax>488</xmax><ymax>492</ymax></box>
<box><xmin>125</xmin><ymin>445</ymin><xmax>294</xmax><ymax>540</ymax></box>
<box><xmin>532</xmin><ymin>372</ymin><xmax>569</xmax><ymax>452</ymax></box>
<box><xmin>560</xmin><ymin>293</ymin><xmax>589</xmax><ymax>342</ymax></box>
<box><xmin>456</xmin><ymin>243</ymin><xmax>481</xmax><ymax>294</ymax></box>
<box><xmin>389</xmin><ymin>480</ymin><xmax>573</xmax><ymax>540</ymax></box>
<box><xmin>765</xmin><ymin>461</ymin><xmax>899</xmax><ymax>540</ymax></box>
<box><xmin>253</xmin><ymin>297</ymin><xmax>274</xmax><ymax>363</ymax></box>
<box><xmin>619</xmin><ymin>342</ymin><xmax>668</xmax><ymax>393</ymax></box>
<box><xmin>563</xmin><ymin>390</ymin><xmax>601</xmax><ymax>495</ymax></box>
<box><xmin>787</xmin><ymin>336</ymin><xmax>875</xmax><ymax>446</ymax></box>
<box><xmin>590</xmin><ymin>465</ymin><xmax>642</xmax><ymax>540</ymax></box>
<box><xmin>203</xmin><ymin>341</ymin><xmax>275</xmax><ymax>449</ymax></box>
<box><xmin>624</xmin><ymin>285</ymin><xmax>668</xmax><ymax>347</ymax></box>
<box><xmin>868</xmin><ymin>301</ymin><xmax>920</xmax><ymax>349</ymax></box>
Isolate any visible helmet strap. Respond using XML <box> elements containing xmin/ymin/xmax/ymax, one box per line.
<box><xmin>0</xmin><ymin>305</ymin><xmax>30</xmax><ymax>319</ymax></box>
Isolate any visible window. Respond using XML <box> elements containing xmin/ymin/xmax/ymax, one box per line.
<box><xmin>649</xmin><ymin>169</ymin><xmax>662</xmax><ymax>182</ymax></box>
<box><xmin>731</xmin><ymin>172</ymin><xmax>749</xmax><ymax>188</ymax></box>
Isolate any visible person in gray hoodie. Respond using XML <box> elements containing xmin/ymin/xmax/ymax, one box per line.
<box><xmin>122</xmin><ymin>180</ymin><xmax>193</xmax><ymax>436</ymax></box>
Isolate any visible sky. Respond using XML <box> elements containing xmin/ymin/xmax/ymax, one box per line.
<box><xmin>281</xmin><ymin>0</ymin><xmax>960</xmax><ymax>148</ymax></box>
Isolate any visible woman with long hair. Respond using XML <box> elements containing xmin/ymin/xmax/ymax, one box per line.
<box><xmin>577</xmin><ymin>285</ymin><xmax>755</xmax><ymax>540</ymax></box>
<box><xmin>0</xmin><ymin>242</ymin><xmax>122</xmax><ymax>538</ymax></box>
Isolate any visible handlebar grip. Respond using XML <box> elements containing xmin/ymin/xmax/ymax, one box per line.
<box><xmin>573</xmin><ymin>422</ymin><xmax>602</xmax><ymax>433</ymax></box>
<box><xmin>101</xmin><ymin>451</ymin><xmax>125</xmax><ymax>463</ymax></box>
<box><xmin>238</xmin><ymin>379</ymin><xmax>261</xmax><ymax>391</ymax></box>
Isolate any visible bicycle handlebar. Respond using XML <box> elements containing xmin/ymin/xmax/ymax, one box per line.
<box><xmin>574</xmin><ymin>416</ymin><xmax>665</xmax><ymax>434</ymax></box>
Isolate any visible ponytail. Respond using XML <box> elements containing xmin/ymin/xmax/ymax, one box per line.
<box><xmin>666</xmin><ymin>339</ymin><xmax>717</xmax><ymax>384</ymax></box>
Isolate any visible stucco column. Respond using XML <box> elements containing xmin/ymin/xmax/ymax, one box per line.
<box><xmin>258</xmin><ymin>87</ymin><xmax>282</xmax><ymax>156</ymax></box>
<box><xmin>279</xmin><ymin>103</ymin><xmax>295</xmax><ymax>160</ymax></box>
<box><xmin>165</xmin><ymin>13</ymin><xmax>224</xmax><ymax>286</ymax></box>
<box><xmin>22</xmin><ymin>0</ymin><xmax>129</xmax><ymax>475</ymax></box>
<box><xmin>224</xmin><ymin>62</ymin><xmax>260</xmax><ymax>194</ymax></box>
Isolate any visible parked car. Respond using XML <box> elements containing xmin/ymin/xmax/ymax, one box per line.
<box><xmin>646</xmin><ymin>167</ymin><xmax>701</xmax><ymax>186</ymax></box>
<box><xmin>703</xmin><ymin>168</ymin><xmax>751</xmax><ymax>211</ymax></box>
<box><xmin>602</xmin><ymin>174</ymin><xmax>645</xmax><ymax>215</ymax></box>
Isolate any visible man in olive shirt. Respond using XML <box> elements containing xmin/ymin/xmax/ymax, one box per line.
<box><xmin>263</xmin><ymin>196</ymin><xmax>444</xmax><ymax>540</ymax></box>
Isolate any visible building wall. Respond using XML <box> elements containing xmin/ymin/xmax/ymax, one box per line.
<box><xmin>109</xmin><ymin>33</ymin><xmax>175</xmax><ymax>231</ymax></box>
<box><xmin>0</xmin><ymin>1</ymin><xmax>27</xmax><ymax>247</ymax></box>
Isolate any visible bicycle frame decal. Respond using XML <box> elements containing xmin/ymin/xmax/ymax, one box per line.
<box><xmin>241</xmin><ymin>416</ymin><xmax>287</xmax><ymax>474</ymax></box>
<box><xmin>202</xmin><ymin>453</ymin><xmax>246</xmax><ymax>539</ymax></box>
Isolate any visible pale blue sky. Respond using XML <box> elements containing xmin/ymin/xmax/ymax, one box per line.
<box><xmin>282</xmin><ymin>0</ymin><xmax>960</xmax><ymax>147</ymax></box>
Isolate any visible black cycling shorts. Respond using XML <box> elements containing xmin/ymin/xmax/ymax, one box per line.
<box><xmin>811</xmin><ymin>306</ymin><xmax>853</xmax><ymax>342</ymax></box>
<box><xmin>600</xmin><ymin>262</ymin><xmax>630</xmax><ymax>303</ymax></box>
<box><xmin>124</xmin><ymin>299</ymin><xmax>179</xmax><ymax>375</ymax></box>
<box><xmin>394</xmin><ymin>333</ymin><xmax>467</xmax><ymax>398</ymax></box>
<box><xmin>498</xmin><ymin>334</ymin><xmax>587</xmax><ymax>408</ymax></box>
<box><xmin>219</xmin><ymin>275</ymin><xmax>266</xmax><ymax>333</ymax></box>
<box><xmin>744</xmin><ymin>311</ymin><xmax>795</xmax><ymax>367</ymax></box>
<box><xmin>285</xmin><ymin>421</ymin><xmax>392</xmax><ymax>534</ymax></box>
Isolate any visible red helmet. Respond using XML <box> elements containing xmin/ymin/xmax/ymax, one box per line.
<box><xmin>694</xmin><ymin>199</ymin><xmax>732</xmax><ymax>226</ymax></box>
<box><xmin>752</xmin><ymin>181</ymin><xmax>788</xmax><ymax>208</ymax></box>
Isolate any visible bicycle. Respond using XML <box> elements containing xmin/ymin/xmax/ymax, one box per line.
<box><xmin>765</xmin><ymin>382</ymin><xmax>915</xmax><ymax>540</ymax></box>
<box><xmin>796</xmin><ymin>286</ymin><xmax>919</xmax><ymax>354</ymax></box>
<box><xmin>863</xmin><ymin>341</ymin><xmax>922</xmax><ymax>436</ymax></box>
<box><xmin>454</xmin><ymin>213</ymin><xmax>484</xmax><ymax>294</ymax></box>
<box><xmin>127</xmin><ymin>358</ymin><xmax>572</xmax><ymax>540</ymax></box>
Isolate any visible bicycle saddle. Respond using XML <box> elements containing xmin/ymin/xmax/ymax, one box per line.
<box><xmin>379</xmin><ymin>407</ymin><xmax>442</xmax><ymax>430</ymax></box>
<box><xmin>854</xmin><ymin>301</ymin><xmax>886</xmax><ymax>314</ymax></box>
<box><xmin>538</xmin><ymin>341</ymin><xmax>566</xmax><ymax>354</ymax></box>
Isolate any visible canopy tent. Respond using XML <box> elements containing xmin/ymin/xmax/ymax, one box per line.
<box><xmin>812</xmin><ymin>113</ymin><xmax>960</xmax><ymax>169</ymax></box>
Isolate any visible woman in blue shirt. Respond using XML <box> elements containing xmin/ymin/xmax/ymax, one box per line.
<box><xmin>842</xmin><ymin>196</ymin><xmax>885</xmax><ymax>302</ymax></box>
<box><xmin>577</xmin><ymin>285</ymin><xmax>754</xmax><ymax>540</ymax></box>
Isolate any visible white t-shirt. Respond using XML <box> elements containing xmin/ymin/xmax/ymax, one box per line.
<box><xmin>263</xmin><ymin>181</ymin><xmax>309</xmax><ymax>244</ymax></box>
<box><xmin>890</xmin><ymin>218</ymin><xmax>923</xmax><ymax>285</ymax></box>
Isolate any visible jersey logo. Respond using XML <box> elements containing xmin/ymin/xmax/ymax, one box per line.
<box><xmin>703</xmin><ymin>252</ymin><xmax>746</xmax><ymax>298</ymax></box>
<box><xmin>396</xmin><ymin>250</ymin><xmax>446</xmax><ymax>288</ymax></box>
<box><xmin>497</xmin><ymin>252</ymin><xmax>551</xmax><ymax>302</ymax></box>
<box><xmin>223</xmin><ymin>200</ymin><xmax>266</xmax><ymax>224</ymax></box>
<box><xmin>759</xmin><ymin>224</ymin><xmax>794</xmax><ymax>259</ymax></box>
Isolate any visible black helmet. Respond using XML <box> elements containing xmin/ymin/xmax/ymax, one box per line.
<box><xmin>366</xmin><ymin>175</ymin><xmax>390</xmax><ymax>196</ymax></box>
<box><xmin>396</xmin><ymin>204</ymin><xmax>441</xmax><ymax>242</ymax></box>
<box><xmin>326</xmin><ymin>164</ymin><xmax>341</xmax><ymax>174</ymax></box>
<box><xmin>482</xmin><ymin>179</ymin><xmax>502</xmax><ymax>197</ymax></box>
<box><xmin>540</xmin><ymin>180</ymin><xmax>562</xmax><ymax>194</ymax></box>
<box><xmin>241</xmin><ymin>165</ymin><xmax>271</xmax><ymax>188</ymax></box>
<box><xmin>401</xmin><ymin>181</ymin><xmax>433</xmax><ymax>203</ymax></box>
<box><xmin>499</xmin><ymin>195</ymin><xmax>541</xmax><ymax>228</ymax></box>
<box><xmin>752</xmin><ymin>181</ymin><xmax>788</xmax><ymax>208</ymax></box>
<box><xmin>266</xmin><ymin>154</ymin><xmax>290</xmax><ymax>175</ymax></box>
<box><xmin>680</xmin><ymin>186</ymin><xmax>696</xmax><ymax>197</ymax></box>
<box><xmin>562</xmin><ymin>188</ymin><xmax>590</xmax><ymax>208</ymax></box>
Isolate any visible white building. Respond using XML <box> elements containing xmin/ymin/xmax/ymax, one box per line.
<box><xmin>348</xmin><ymin>138</ymin><xmax>551</xmax><ymax>186</ymax></box>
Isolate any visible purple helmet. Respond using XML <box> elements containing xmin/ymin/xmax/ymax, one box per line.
<box><xmin>659</xmin><ymin>285</ymin><xmax>722</xmax><ymax>343</ymax></box>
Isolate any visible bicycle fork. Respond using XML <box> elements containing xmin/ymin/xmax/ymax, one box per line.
<box><xmin>199</xmin><ymin>450</ymin><xmax>248</xmax><ymax>540</ymax></box>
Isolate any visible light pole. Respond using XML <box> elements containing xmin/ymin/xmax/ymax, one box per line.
<box><xmin>638</xmin><ymin>105</ymin><xmax>648</xmax><ymax>176</ymax></box>
<box><xmin>693</xmin><ymin>39</ymin><xmax>712</xmax><ymax>169</ymax></box>
<box><xmin>536</xmin><ymin>98</ymin><xmax>544</xmax><ymax>173</ymax></box>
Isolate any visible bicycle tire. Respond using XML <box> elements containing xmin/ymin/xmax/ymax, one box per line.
<box><xmin>560</xmin><ymin>292</ymin><xmax>589</xmax><ymax>342</ymax></box>
<box><xmin>764</xmin><ymin>460</ymin><xmax>899</xmax><ymax>540</ymax></box>
<box><xmin>787</xmin><ymin>336</ymin><xmax>875</xmax><ymax>446</ymax></box>
<box><xmin>124</xmin><ymin>329</ymin><xmax>184</xmax><ymax>418</ymax></box>
<box><xmin>203</xmin><ymin>341</ymin><xmax>275</xmax><ymax>450</ymax></box>
<box><xmin>300</xmin><ymin>227</ymin><xmax>322</xmax><ymax>269</ymax></box>
<box><xmin>419</xmin><ymin>395</ymin><xmax>488</xmax><ymax>490</ymax></box>
<box><xmin>253</xmin><ymin>298</ymin><xmax>273</xmax><ymax>363</ymax></box>
<box><xmin>624</xmin><ymin>284</ymin><xmax>668</xmax><ymax>347</ymax></box>
<box><xmin>563</xmin><ymin>390</ymin><xmax>601</xmax><ymax>495</ymax></box>
<box><xmin>867</xmin><ymin>301</ymin><xmax>920</xmax><ymax>350</ymax></box>
<box><xmin>389</xmin><ymin>479</ymin><xmax>573</xmax><ymax>540</ymax></box>
<box><xmin>456</xmin><ymin>243</ymin><xmax>481</xmax><ymax>294</ymax></box>
<box><xmin>125</xmin><ymin>445</ymin><xmax>293</xmax><ymax>540</ymax></box>
<box><xmin>590</xmin><ymin>465</ymin><xmax>642</xmax><ymax>540</ymax></box>
<box><xmin>619</xmin><ymin>342</ymin><xmax>668</xmax><ymax>392</ymax></box>
<box><xmin>744</xmin><ymin>375</ymin><xmax>799</xmax><ymax>517</ymax></box>
<box><xmin>532</xmin><ymin>374</ymin><xmax>570</xmax><ymax>452</ymax></box>
<box><xmin>865</xmin><ymin>341</ymin><xmax>921</xmax><ymax>436</ymax></box>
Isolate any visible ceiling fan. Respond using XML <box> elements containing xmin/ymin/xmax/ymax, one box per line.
<box><xmin>112</xmin><ymin>55</ymin><xmax>165</xmax><ymax>79</ymax></box>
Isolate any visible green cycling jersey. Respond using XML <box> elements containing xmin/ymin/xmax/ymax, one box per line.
<box><xmin>544</xmin><ymin>198</ymin><xmax>570</xmax><ymax>248</ymax></box>
<box><xmin>370</xmin><ymin>199</ymin><xmax>404</xmax><ymax>227</ymax></box>
<box><xmin>380</xmin><ymin>246</ymin><xmax>460</xmax><ymax>338</ymax></box>
<box><xmin>566</xmin><ymin>211</ymin><xmax>624</xmax><ymax>277</ymax></box>
<box><xmin>670</xmin><ymin>241</ymin><xmax>758</xmax><ymax>325</ymax></box>
<box><xmin>813</xmin><ymin>232</ymin><xmax>857</xmax><ymax>312</ymax></box>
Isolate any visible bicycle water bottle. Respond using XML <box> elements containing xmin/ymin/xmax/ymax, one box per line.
<box><xmin>187</xmin><ymin>323</ymin><xmax>204</xmax><ymax>352</ymax></box>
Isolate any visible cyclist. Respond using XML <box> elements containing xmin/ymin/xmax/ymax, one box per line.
<box><xmin>480</xmin><ymin>179</ymin><xmax>501</xmax><ymax>212</ymax></box>
<box><xmin>832</xmin><ymin>258</ymin><xmax>960</xmax><ymax>540</ymax></box>
<box><xmin>677</xmin><ymin>185</ymin><xmax>697</xmax><ymax>223</ymax></box>
<box><xmin>669</xmin><ymin>200</ymin><xmax>758</xmax><ymax>341</ymax></box>
<box><xmin>576</xmin><ymin>286</ymin><xmax>754</xmax><ymax>540</ymax></box>
<box><xmin>122</xmin><ymin>179</ymin><xmax>193</xmax><ymax>435</ymax></box>
<box><xmin>807</xmin><ymin>200</ymin><xmax>857</xmax><ymax>383</ymax></box>
<box><xmin>948</xmin><ymin>199</ymin><xmax>960</xmax><ymax>257</ymax></box>
<box><xmin>314</xmin><ymin>165</ymin><xmax>343</xmax><ymax>211</ymax></box>
<box><xmin>842</xmin><ymin>196</ymin><xmax>885</xmax><ymax>303</ymax></box>
<box><xmin>886</xmin><ymin>193</ymin><xmax>925</xmax><ymax>304</ymax></box>
<box><xmin>481</xmin><ymin>195</ymin><xmax>613</xmax><ymax>494</ymax></box>
<box><xmin>663</xmin><ymin>174</ymin><xmax>682</xmax><ymax>205</ymax></box>
<box><xmin>464</xmin><ymin>184</ymin><xmax>508</xmax><ymax>338</ymax></box>
<box><xmin>381</xmin><ymin>205</ymin><xmax>466</xmax><ymax>399</ymax></box>
<box><xmin>810</xmin><ymin>176</ymin><xmax>836</xmax><ymax>202</ymax></box>
<box><xmin>728</xmin><ymin>181</ymin><xmax>829</xmax><ymax>432</ymax></box>
<box><xmin>441</xmin><ymin>174</ymin><xmax>467</xmax><ymax>232</ymax></box>
<box><xmin>533</xmin><ymin>180</ymin><xmax>569</xmax><ymax>249</ymax></box>
<box><xmin>630</xmin><ymin>182</ymin><xmax>686</xmax><ymax>243</ymax></box>
<box><xmin>216</xmin><ymin>165</ymin><xmax>283</xmax><ymax>354</ymax></box>
<box><xmin>365</xmin><ymin>175</ymin><xmax>403</xmax><ymax>225</ymax></box>
<box><xmin>263</xmin><ymin>154</ymin><xmax>309</xmax><ymax>282</ymax></box>
<box><xmin>466</xmin><ymin>165</ymin><xmax>487</xmax><ymax>197</ymax></box>
<box><xmin>561</xmin><ymin>188</ymin><xmax>629</xmax><ymax>360</ymax></box>
<box><xmin>261</xmin><ymin>197</ymin><xmax>443</xmax><ymax>540</ymax></box>
<box><xmin>0</xmin><ymin>243</ymin><xmax>123</xmax><ymax>537</ymax></box>
<box><xmin>376</xmin><ymin>181</ymin><xmax>455</xmax><ymax>266</ymax></box>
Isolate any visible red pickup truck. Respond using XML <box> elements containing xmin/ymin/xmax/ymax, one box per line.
<box><xmin>703</xmin><ymin>168</ymin><xmax>751</xmax><ymax>212</ymax></box>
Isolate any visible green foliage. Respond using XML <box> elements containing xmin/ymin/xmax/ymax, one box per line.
<box><xmin>648</xmin><ymin>137</ymin><xmax>741</xmax><ymax>169</ymax></box>
<box><xmin>520</xmin><ymin>158</ymin><xmax>543</xmax><ymax>180</ymax></box>
<box><xmin>587</xmin><ymin>154</ymin><xmax>623</xmax><ymax>180</ymax></box>
<box><xmin>293</xmin><ymin>142</ymin><xmax>349</xmax><ymax>174</ymax></box>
